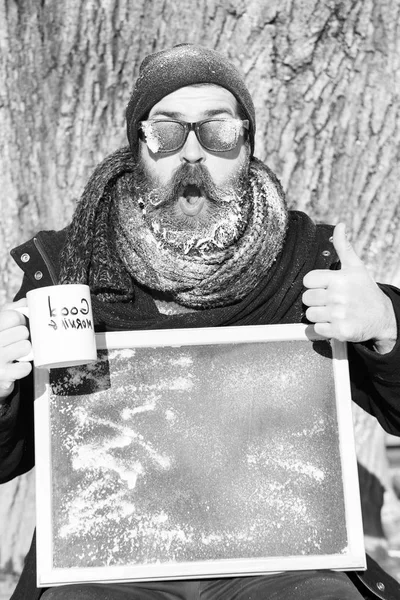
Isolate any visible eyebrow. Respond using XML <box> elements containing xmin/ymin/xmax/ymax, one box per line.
<box><xmin>150</xmin><ymin>108</ymin><xmax>235</xmax><ymax>120</ymax></box>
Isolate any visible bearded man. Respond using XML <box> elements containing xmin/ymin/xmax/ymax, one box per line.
<box><xmin>1</xmin><ymin>44</ymin><xmax>400</xmax><ymax>600</ymax></box>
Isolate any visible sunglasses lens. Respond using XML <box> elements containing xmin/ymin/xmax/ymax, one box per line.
<box><xmin>142</xmin><ymin>121</ymin><xmax>186</xmax><ymax>153</ymax></box>
<box><xmin>198</xmin><ymin>120</ymin><xmax>240</xmax><ymax>152</ymax></box>
<box><xmin>140</xmin><ymin>119</ymin><xmax>246</xmax><ymax>153</ymax></box>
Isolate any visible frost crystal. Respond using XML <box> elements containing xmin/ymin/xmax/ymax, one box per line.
<box><xmin>141</xmin><ymin>121</ymin><xmax>161</xmax><ymax>153</ymax></box>
<box><xmin>218</xmin><ymin>120</ymin><xmax>241</xmax><ymax>145</ymax></box>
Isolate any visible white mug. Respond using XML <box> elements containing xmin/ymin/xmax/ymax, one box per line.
<box><xmin>16</xmin><ymin>284</ymin><xmax>97</xmax><ymax>369</ymax></box>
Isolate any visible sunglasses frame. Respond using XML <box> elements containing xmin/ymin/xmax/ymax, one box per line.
<box><xmin>138</xmin><ymin>118</ymin><xmax>249</xmax><ymax>154</ymax></box>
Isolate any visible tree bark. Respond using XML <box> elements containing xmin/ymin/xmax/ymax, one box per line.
<box><xmin>1</xmin><ymin>0</ymin><xmax>399</xmax><ymax>584</ymax></box>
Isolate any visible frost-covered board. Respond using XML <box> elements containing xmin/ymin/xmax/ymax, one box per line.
<box><xmin>34</xmin><ymin>323</ymin><xmax>365</xmax><ymax>586</ymax></box>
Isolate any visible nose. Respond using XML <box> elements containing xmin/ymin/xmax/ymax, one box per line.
<box><xmin>180</xmin><ymin>130</ymin><xmax>206</xmax><ymax>164</ymax></box>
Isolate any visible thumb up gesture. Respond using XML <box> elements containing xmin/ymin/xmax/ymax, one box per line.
<box><xmin>302</xmin><ymin>223</ymin><xmax>397</xmax><ymax>353</ymax></box>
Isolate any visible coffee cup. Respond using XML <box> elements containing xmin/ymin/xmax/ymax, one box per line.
<box><xmin>16</xmin><ymin>284</ymin><xmax>97</xmax><ymax>369</ymax></box>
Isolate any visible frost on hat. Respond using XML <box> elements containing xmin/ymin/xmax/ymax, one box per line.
<box><xmin>126</xmin><ymin>44</ymin><xmax>256</xmax><ymax>156</ymax></box>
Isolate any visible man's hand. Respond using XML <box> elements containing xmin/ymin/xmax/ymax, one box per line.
<box><xmin>0</xmin><ymin>299</ymin><xmax>32</xmax><ymax>401</ymax></box>
<box><xmin>302</xmin><ymin>223</ymin><xmax>397</xmax><ymax>353</ymax></box>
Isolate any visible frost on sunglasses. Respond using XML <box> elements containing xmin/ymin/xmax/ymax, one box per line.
<box><xmin>138</xmin><ymin>118</ymin><xmax>249</xmax><ymax>154</ymax></box>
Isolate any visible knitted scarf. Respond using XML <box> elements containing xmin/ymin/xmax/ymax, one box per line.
<box><xmin>59</xmin><ymin>148</ymin><xmax>288</xmax><ymax>309</ymax></box>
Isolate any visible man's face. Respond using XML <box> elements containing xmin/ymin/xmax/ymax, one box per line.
<box><xmin>135</xmin><ymin>85</ymin><xmax>251</xmax><ymax>255</ymax></box>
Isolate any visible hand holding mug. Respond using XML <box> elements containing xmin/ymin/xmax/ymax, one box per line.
<box><xmin>0</xmin><ymin>285</ymin><xmax>97</xmax><ymax>401</ymax></box>
<box><xmin>15</xmin><ymin>284</ymin><xmax>97</xmax><ymax>369</ymax></box>
<box><xmin>0</xmin><ymin>299</ymin><xmax>32</xmax><ymax>399</ymax></box>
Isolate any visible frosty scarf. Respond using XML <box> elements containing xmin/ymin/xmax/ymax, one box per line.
<box><xmin>59</xmin><ymin>148</ymin><xmax>288</xmax><ymax>310</ymax></box>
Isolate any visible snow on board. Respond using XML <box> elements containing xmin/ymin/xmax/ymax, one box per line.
<box><xmin>34</xmin><ymin>323</ymin><xmax>365</xmax><ymax>586</ymax></box>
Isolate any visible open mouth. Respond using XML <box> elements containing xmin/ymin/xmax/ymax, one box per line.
<box><xmin>178</xmin><ymin>184</ymin><xmax>206</xmax><ymax>216</ymax></box>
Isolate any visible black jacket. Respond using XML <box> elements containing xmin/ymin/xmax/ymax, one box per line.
<box><xmin>2</xmin><ymin>211</ymin><xmax>400</xmax><ymax>600</ymax></box>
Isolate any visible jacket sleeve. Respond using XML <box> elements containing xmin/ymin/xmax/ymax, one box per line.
<box><xmin>1</xmin><ymin>231</ymin><xmax>68</xmax><ymax>483</ymax></box>
<box><xmin>0</xmin><ymin>374</ymin><xmax>35</xmax><ymax>483</ymax></box>
<box><xmin>348</xmin><ymin>284</ymin><xmax>400</xmax><ymax>436</ymax></box>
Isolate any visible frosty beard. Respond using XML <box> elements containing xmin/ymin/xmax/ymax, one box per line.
<box><xmin>132</xmin><ymin>155</ymin><xmax>252</xmax><ymax>256</ymax></box>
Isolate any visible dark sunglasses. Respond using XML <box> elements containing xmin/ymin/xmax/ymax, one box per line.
<box><xmin>138</xmin><ymin>118</ymin><xmax>249</xmax><ymax>154</ymax></box>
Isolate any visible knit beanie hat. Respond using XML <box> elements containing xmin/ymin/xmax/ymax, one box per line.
<box><xmin>126</xmin><ymin>44</ymin><xmax>256</xmax><ymax>157</ymax></box>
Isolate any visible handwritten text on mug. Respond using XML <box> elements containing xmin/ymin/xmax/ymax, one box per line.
<box><xmin>47</xmin><ymin>296</ymin><xmax>93</xmax><ymax>331</ymax></box>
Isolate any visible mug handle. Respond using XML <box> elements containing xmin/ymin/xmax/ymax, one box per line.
<box><xmin>14</xmin><ymin>306</ymin><xmax>34</xmax><ymax>362</ymax></box>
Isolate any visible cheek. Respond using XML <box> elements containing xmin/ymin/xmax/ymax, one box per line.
<box><xmin>155</xmin><ymin>157</ymin><xmax>180</xmax><ymax>184</ymax></box>
<box><xmin>139</xmin><ymin>142</ymin><xmax>179</xmax><ymax>186</ymax></box>
<box><xmin>208</xmin><ymin>151</ymin><xmax>248</xmax><ymax>186</ymax></box>
<box><xmin>150</xmin><ymin>158</ymin><xmax>181</xmax><ymax>186</ymax></box>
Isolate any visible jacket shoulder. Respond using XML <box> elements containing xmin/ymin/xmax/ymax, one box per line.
<box><xmin>11</xmin><ymin>228</ymin><xmax>68</xmax><ymax>292</ymax></box>
<box><xmin>289</xmin><ymin>211</ymin><xmax>338</xmax><ymax>270</ymax></box>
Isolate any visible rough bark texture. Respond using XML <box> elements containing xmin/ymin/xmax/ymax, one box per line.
<box><xmin>1</xmin><ymin>0</ymin><xmax>399</xmax><ymax>587</ymax></box>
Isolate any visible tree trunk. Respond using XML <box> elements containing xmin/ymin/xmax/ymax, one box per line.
<box><xmin>1</xmin><ymin>0</ymin><xmax>399</xmax><ymax>589</ymax></box>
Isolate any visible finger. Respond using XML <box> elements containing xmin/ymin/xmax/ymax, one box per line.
<box><xmin>312</xmin><ymin>323</ymin><xmax>333</xmax><ymax>339</ymax></box>
<box><xmin>302</xmin><ymin>288</ymin><xmax>329</xmax><ymax>307</ymax></box>
<box><xmin>0</xmin><ymin>339</ymin><xmax>32</xmax><ymax>364</ymax></box>
<box><xmin>0</xmin><ymin>381</ymin><xmax>15</xmax><ymax>398</ymax></box>
<box><xmin>305</xmin><ymin>306</ymin><xmax>331</xmax><ymax>323</ymax></box>
<box><xmin>0</xmin><ymin>361</ymin><xmax>32</xmax><ymax>398</ymax></box>
<box><xmin>303</xmin><ymin>269</ymin><xmax>335</xmax><ymax>289</ymax></box>
<box><xmin>332</xmin><ymin>223</ymin><xmax>362</xmax><ymax>269</ymax></box>
<box><xmin>1</xmin><ymin>298</ymin><xmax>28</xmax><ymax>312</ymax></box>
<box><xmin>0</xmin><ymin>309</ymin><xmax>27</xmax><ymax>332</ymax></box>
<box><xmin>0</xmin><ymin>325</ymin><xmax>30</xmax><ymax>347</ymax></box>
<box><xmin>1</xmin><ymin>360</ymin><xmax>32</xmax><ymax>383</ymax></box>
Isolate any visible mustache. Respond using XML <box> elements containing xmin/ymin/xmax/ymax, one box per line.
<box><xmin>144</xmin><ymin>163</ymin><xmax>238</xmax><ymax>208</ymax></box>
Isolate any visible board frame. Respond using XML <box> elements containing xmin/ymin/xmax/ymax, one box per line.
<box><xmin>34</xmin><ymin>323</ymin><xmax>366</xmax><ymax>587</ymax></box>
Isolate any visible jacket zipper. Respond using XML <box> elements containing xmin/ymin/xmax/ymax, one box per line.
<box><xmin>33</xmin><ymin>237</ymin><xmax>59</xmax><ymax>285</ymax></box>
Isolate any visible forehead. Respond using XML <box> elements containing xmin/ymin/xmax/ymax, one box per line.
<box><xmin>148</xmin><ymin>85</ymin><xmax>240</xmax><ymax>120</ymax></box>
